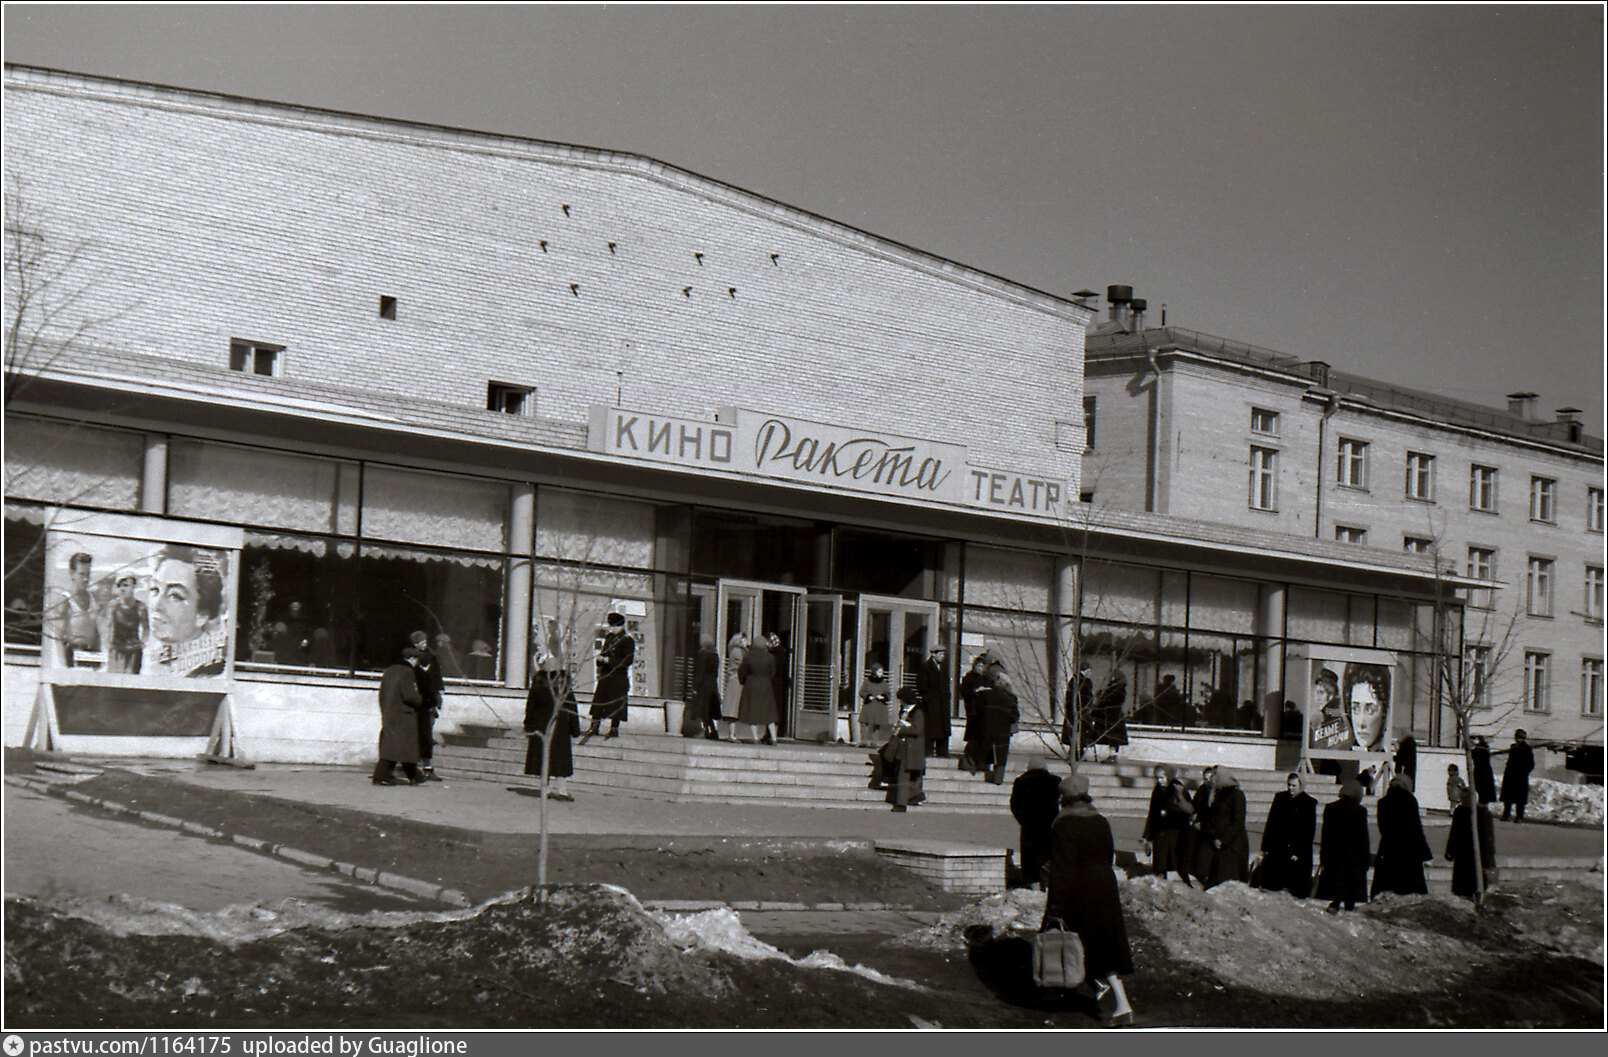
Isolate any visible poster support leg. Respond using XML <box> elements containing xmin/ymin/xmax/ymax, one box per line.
<box><xmin>201</xmin><ymin>694</ymin><xmax>253</xmax><ymax>767</ymax></box>
<box><xmin>24</xmin><ymin>684</ymin><xmax>61</xmax><ymax>754</ymax></box>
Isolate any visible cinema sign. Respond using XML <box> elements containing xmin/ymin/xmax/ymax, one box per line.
<box><xmin>587</xmin><ymin>405</ymin><xmax>1070</xmax><ymax>517</ymax></box>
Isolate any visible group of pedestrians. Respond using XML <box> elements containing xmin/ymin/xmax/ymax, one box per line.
<box><xmin>1137</xmin><ymin>765</ymin><xmax>1251</xmax><ymax>888</ymax></box>
<box><xmin>681</xmin><ymin>631</ymin><xmax>785</xmax><ymax>744</ymax></box>
<box><xmin>957</xmin><ymin>650</ymin><xmax>1021</xmax><ymax>784</ymax></box>
<box><xmin>370</xmin><ymin>630</ymin><xmax>446</xmax><ymax>785</ymax></box>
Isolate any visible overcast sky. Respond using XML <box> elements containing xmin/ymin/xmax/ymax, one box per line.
<box><xmin>5</xmin><ymin>4</ymin><xmax>1603</xmax><ymax>427</ymax></box>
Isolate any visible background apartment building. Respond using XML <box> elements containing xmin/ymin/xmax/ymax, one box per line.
<box><xmin>1082</xmin><ymin>287</ymin><xmax>1605</xmax><ymax>766</ymax></box>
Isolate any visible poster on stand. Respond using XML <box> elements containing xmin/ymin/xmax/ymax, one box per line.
<box><xmin>1288</xmin><ymin>645</ymin><xmax>1396</xmax><ymax>764</ymax></box>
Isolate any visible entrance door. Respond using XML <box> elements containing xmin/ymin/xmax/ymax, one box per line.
<box><xmin>855</xmin><ymin>594</ymin><xmax>941</xmax><ymax>697</ymax></box>
<box><xmin>715</xmin><ymin>579</ymin><xmax>804</xmax><ymax>734</ymax></box>
<box><xmin>796</xmin><ymin>594</ymin><xmax>842</xmax><ymax>742</ymax></box>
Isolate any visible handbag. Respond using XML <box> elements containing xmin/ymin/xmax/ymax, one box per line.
<box><xmin>1032</xmin><ymin>918</ymin><xmax>1086</xmax><ymax>989</ymax></box>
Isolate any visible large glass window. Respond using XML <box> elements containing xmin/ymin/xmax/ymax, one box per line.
<box><xmin>3</xmin><ymin>510</ymin><xmax>46</xmax><ymax>647</ymax></box>
<box><xmin>690</xmin><ymin>509</ymin><xmax>817</xmax><ymax>585</ymax></box>
<box><xmin>837</xmin><ymin>529</ymin><xmax>942</xmax><ymax>598</ymax></box>
<box><xmin>168</xmin><ymin>439</ymin><xmax>357</xmax><ymax>533</ymax></box>
<box><xmin>4</xmin><ymin>416</ymin><xmax>144</xmax><ymax>510</ymax></box>
<box><xmin>363</xmin><ymin>466</ymin><xmax>508</xmax><ymax>552</ymax></box>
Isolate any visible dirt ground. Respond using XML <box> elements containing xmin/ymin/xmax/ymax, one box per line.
<box><xmin>3</xmin><ymin>751</ymin><xmax>1603</xmax><ymax>1029</ymax></box>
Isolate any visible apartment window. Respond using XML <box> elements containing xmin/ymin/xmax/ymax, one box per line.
<box><xmin>1404</xmin><ymin>536</ymin><xmax>1433</xmax><ymax>555</ymax></box>
<box><xmin>1464</xmin><ymin>644</ymin><xmax>1491</xmax><ymax>707</ymax></box>
<box><xmin>1588</xmin><ymin>487</ymin><xmax>1604</xmax><ymax>533</ymax></box>
<box><xmin>1250</xmin><ymin>407</ymin><xmax>1279</xmax><ymax>435</ymax></box>
<box><xmin>1335</xmin><ymin>525</ymin><xmax>1367</xmax><ymax>545</ymax></box>
<box><xmin>379</xmin><ymin>295</ymin><xmax>398</xmax><ymax>320</ymax></box>
<box><xmin>1248</xmin><ymin>446</ymin><xmax>1278</xmax><ymax>511</ymax></box>
<box><xmin>1586</xmin><ymin>565</ymin><xmax>1605</xmax><ymax>623</ymax></box>
<box><xmin>1530</xmin><ymin>476</ymin><xmax>1557</xmax><ymax>523</ymax></box>
<box><xmin>1466</xmin><ymin>546</ymin><xmax>1496</xmax><ymax>608</ymax></box>
<box><xmin>487</xmin><ymin>382</ymin><xmax>533</xmax><ymax>415</ymax></box>
<box><xmin>1523</xmin><ymin>651</ymin><xmax>1550</xmax><ymax>712</ymax></box>
<box><xmin>1470</xmin><ymin>464</ymin><xmax>1498</xmax><ymax>512</ymax></box>
<box><xmin>1082</xmin><ymin>396</ymin><xmax>1097</xmax><ymax>452</ymax></box>
<box><xmin>1583</xmin><ymin>658</ymin><xmax>1604</xmax><ymax>717</ymax></box>
<box><xmin>1526</xmin><ymin>556</ymin><xmax>1554</xmax><ymax>617</ymax></box>
<box><xmin>1336</xmin><ymin>438</ymin><xmax>1368</xmax><ymax>489</ymax></box>
<box><xmin>229</xmin><ymin>339</ymin><xmax>282</xmax><ymax>377</ymax></box>
<box><xmin>1405</xmin><ymin>452</ymin><xmax>1435</xmax><ymax>501</ymax></box>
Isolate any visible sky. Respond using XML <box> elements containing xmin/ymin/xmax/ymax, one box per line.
<box><xmin>4</xmin><ymin>4</ymin><xmax>1604</xmax><ymax>428</ymax></box>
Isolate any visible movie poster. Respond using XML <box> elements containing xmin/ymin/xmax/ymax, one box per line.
<box><xmin>41</xmin><ymin>514</ymin><xmax>242</xmax><ymax>683</ymax></box>
<box><xmin>1298</xmin><ymin>648</ymin><xmax>1395</xmax><ymax>762</ymax></box>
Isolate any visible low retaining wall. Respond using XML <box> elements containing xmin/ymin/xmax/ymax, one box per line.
<box><xmin>873</xmin><ymin>838</ymin><xmax>1008</xmax><ymax>896</ymax></box>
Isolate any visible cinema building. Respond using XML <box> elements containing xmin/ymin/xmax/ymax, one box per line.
<box><xmin>3</xmin><ymin>66</ymin><xmax>1470</xmax><ymax>777</ymax></box>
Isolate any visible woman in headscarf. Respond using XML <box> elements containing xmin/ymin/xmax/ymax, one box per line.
<box><xmin>1470</xmin><ymin>735</ymin><xmax>1497</xmax><ymax>804</ymax></box>
<box><xmin>1041</xmin><ymin>773</ymin><xmax>1136</xmax><ymax>1026</ymax></box>
<box><xmin>685</xmin><ymin>634</ymin><xmax>721</xmax><ymax>740</ymax></box>
<box><xmin>737</xmin><ymin>633</ymin><xmax>778</xmax><ymax>745</ymax></box>
<box><xmin>1203</xmin><ymin>768</ymin><xmax>1250</xmax><ymax>888</ymax></box>
<box><xmin>1140</xmin><ymin>764</ymin><xmax>1192</xmax><ymax>884</ymax></box>
<box><xmin>1445</xmin><ymin>784</ymin><xmax>1497</xmax><ymax>904</ymax></box>
<box><xmin>721</xmin><ymin>633</ymin><xmax>748</xmax><ymax>742</ymax></box>
<box><xmin>524</xmin><ymin>653</ymin><xmax>582</xmax><ymax>800</ymax></box>
<box><xmin>1371</xmin><ymin>773</ymin><xmax>1432</xmax><ymax>898</ymax></box>
<box><xmin>1257</xmin><ymin>773</ymin><xmax>1318</xmax><ymax>898</ymax></box>
<box><xmin>958</xmin><ymin>654</ymin><xmax>992</xmax><ymax>773</ymax></box>
<box><xmin>1316</xmin><ymin>779</ymin><xmax>1371</xmax><ymax>911</ymax></box>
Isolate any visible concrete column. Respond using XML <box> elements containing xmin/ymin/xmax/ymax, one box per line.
<box><xmin>1051</xmin><ymin>556</ymin><xmax>1078</xmax><ymax>722</ymax></box>
<box><xmin>140</xmin><ymin>434</ymin><xmax>168</xmax><ymax>514</ymax></box>
<box><xmin>504</xmin><ymin>483</ymin><xmax>535</xmax><ymax>689</ymax></box>
<box><xmin>1258</xmin><ymin>583</ymin><xmax>1286</xmax><ymax>736</ymax></box>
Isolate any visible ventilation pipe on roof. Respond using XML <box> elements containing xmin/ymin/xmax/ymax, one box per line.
<box><xmin>1107</xmin><ymin>284</ymin><xmax>1133</xmax><ymax>330</ymax></box>
<box><xmin>1507</xmin><ymin>391</ymin><xmax>1540</xmax><ymax>420</ymax></box>
<box><xmin>1557</xmin><ymin>407</ymin><xmax>1584</xmax><ymax>443</ymax></box>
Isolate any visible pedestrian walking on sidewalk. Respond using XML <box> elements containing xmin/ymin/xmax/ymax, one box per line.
<box><xmin>1499</xmin><ymin>729</ymin><xmax>1535</xmax><ymax>822</ymax></box>
<box><xmin>1185</xmin><ymin>767</ymin><xmax>1216</xmax><ymax>885</ymax></box>
<box><xmin>1316</xmin><ymin>779</ymin><xmax>1370</xmax><ymax>911</ymax></box>
<box><xmin>1041</xmin><ymin>773</ymin><xmax>1136</xmax><ymax>1026</ymax></box>
<box><xmin>580</xmin><ymin>612</ymin><xmax>633</xmax><ymax>743</ymax></box>
<box><xmin>524</xmin><ymin>654</ymin><xmax>581</xmax><ymax>801</ymax></box>
<box><xmin>1010</xmin><ymin>755</ymin><xmax>1062</xmax><ymax>887</ymax></box>
<box><xmin>1371</xmin><ymin>773</ymin><xmax>1432</xmax><ymax>898</ymax></box>
<box><xmin>1256</xmin><ymin>773</ymin><xmax>1316</xmax><ymax>898</ymax></box>
<box><xmin>408</xmin><ymin>630</ymin><xmax>445</xmax><ymax>781</ymax></box>
<box><xmin>884</xmin><ymin>688</ymin><xmax>926</xmax><ymax>811</ymax></box>
<box><xmin>372</xmin><ymin>646</ymin><xmax>425</xmax><ymax>785</ymax></box>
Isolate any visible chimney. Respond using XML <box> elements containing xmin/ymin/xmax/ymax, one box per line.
<box><xmin>1557</xmin><ymin>407</ymin><xmax>1584</xmax><ymax>443</ymax></box>
<box><xmin>1129</xmin><ymin>297</ymin><xmax>1147</xmax><ymax>333</ymax></box>
<box><xmin>1302</xmin><ymin>361</ymin><xmax>1331</xmax><ymax>388</ymax></box>
<box><xmin>1106</xmin><ymin>284</ymin><xmax>1133</xmax><ymax>330</ymax></box>
<box><xmin>1507</xmin><ymin>391</ymin><xmax>1540</xmax><ymax>420</ymax></box>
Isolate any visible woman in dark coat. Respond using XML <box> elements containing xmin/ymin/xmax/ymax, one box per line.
<box><xmin>582</xmin><ymin>612</ymin><xmax>634</xmax><ymax>741</ymax></box>
<box><xmin>1257</xmin><ymin>773</ymin><xmax>1318</xmax><ymax>898</ymax></box>
<box><xmin>1041</xmin><ymin>773</ymin><xmax>1135</xmax><ymax>1025</ymax></box>
<box><xmin>979</xmin><ymin>672</ymin><xmax>1020</xmax><ymax>785</ymax></box>
<box><xmin>1186</xmin><ymin>767</ymin><xmax>1217</xmax><ymax>884</ymax></box>
<box><xmin>884</xmin><ymin>689</ymin><xmax>927</xmax><ymax>811</ymax></box>
<box><xmin>736</xmin><ymin>637</ymin><xmax>778</xmax><ymax>744</ymax></box>
<box><xmin>1203</xmin><ymin>769</ymin><xmax>1250</xmax><ymax>888</ymax></box>
<box><xmin>1499</xmin><ymin>730</ymin><xmax>1535</xmax><ymax>822</ymax></box>
<box><xmin>1011</xmin><ymin>756</ymin><xmax>1063</xmax><ymax>887</ymax></box>
<box><xmin>524</xmin><ymin>655</ymin><xmax>582</xmax><ymax>800</ymax></box>
<box><xmin>1316</xmin><ymin>779</ymin><xmax>1371</xmax><ymax>911</ymax></box>
<box><xmin>371</xmin><ymin>647</ymin><xmax>424</xmax><ymax>785</ymax></box>
<box><xmin>1370</xmin><ymin>774</ymin><xmax>1432</xmax><ymax>898</ymax></box>
<box><xmin>1445</xmin><ymin>786</ymin><xmax>1497</xmax><ymax>902</ymax></box>
<box><xmin>958</xmin><ymin>656</ymin><xmax>991</xmax><ymax>772</ymax></box>
<box><xmin>684</xmin><ymin>635</ymin><xmax>721</xmax><ymax>739</ymax></box>
<box><xmin>1141</xmin><ymin>765</ymin><xmax>1192</xmax><ymax>883</ymax></box>
<box><xmin>1393</xmin><ymin>735</ymin><xmax>1418</xmax><ymax>785</ymax></box>
<box><xmin>1470</xmin><ymin>736</ymin><xmax>1497</xmax><ymax>804</ymax></box>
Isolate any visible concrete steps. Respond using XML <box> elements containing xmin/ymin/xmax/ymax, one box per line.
<box><xmin>436</xmin><ymin>725</ymin><xmax>1341</xmax><ymax>817</ymax></box>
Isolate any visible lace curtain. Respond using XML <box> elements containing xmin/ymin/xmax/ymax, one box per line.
<box><xmin>3</xmin><ymin>417</ymin><xmax>143</xmax><ymax>510</ymax></box>
<box><xmin>168</xmin><ymin>439</ymin><xmax>351</xmax><ymax>533</ymax></box>
<box><xmin>536</xmin><ymin>488</ymin><xmax>655</xmax><ymax>568</ymax></box>
<box><xmin>361</xmin><ymin>466</ymin><xmax>508</xmax><ymax>553</ymax></box>
<box><xmin>963</xmin><ymin>544</ymin><xmax>1050</xmax><ymax>612</ymax></box>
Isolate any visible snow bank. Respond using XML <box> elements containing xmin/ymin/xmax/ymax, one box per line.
<box><xmin>654</xmin><ymin>906</ymin><xmax>922</xmax><ymax>989</ymax></box>
<box><xmin>1524</xmin><ymin>779</ymin><xmax>1605</xmax><ymax>825</ymax></box>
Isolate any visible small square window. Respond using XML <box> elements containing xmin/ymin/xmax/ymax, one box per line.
<box><xmin>1335</xmin><ymin>525</ymin><xmax>1367</xmax><ymax>545</ymax></box>
<box><xmin>1250</xmin><ymin>408</ymin><xmax>1279</xmax><ymax>435</ymax></box>
<box><xmin>229</xmin><ymin>339</ymin><xmax>283</xmax><ymax>377</ymax></box>
<box><xmin>379</xmin><ymin>296</ymin><xmax>398</xmax><ymax>320</ymax></box>
<box><xmin>1404</xmin><ymin>536</ymin><xmax>1433</xmax><ymax>555</ymax></box>
<box><xmin>487</xmin><ymin>382</ymin><xmax>533</xmax><ymax>416</ymax></box>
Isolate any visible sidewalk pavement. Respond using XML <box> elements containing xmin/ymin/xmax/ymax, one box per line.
<box><xmin>99</xmin><ymin>758</ymin><xmax>1607</xmax><ymax>862</ymax></box>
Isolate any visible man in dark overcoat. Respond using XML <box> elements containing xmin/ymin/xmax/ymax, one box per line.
<box><xmin>1010</xmin><ymin>756</ymin><xmax>1062</xmax><ymax>887</ymax></box>
<box><xmin>980</xmin><ymin>673</ymin><xmax>1020</xmax><ymax>785</ymax></box>
<box><xmin>409</xmin><ymin>630</ymin><xmax>445</xmax><ymax>780</ymax></box>
<box><xmin>885</xmin><ymin>688</ymin><xmax>927</xmax><ymax>811</ymax></box>
<box><xmin>1499</xmin><ymin>729</ymin><xmax>1536</xmax><ymax>822</ymax></box>
<box><xmin>525</xmin><ymin>654</ymin><xmax>582</xmax><ymax>800</ymax></box>
<box><xmin>581</xmin><ymin>612</ymin><xmax>634</xmax><ymax>742</ymax></box>
<box><xmin>1257</xmin><ymin>773</ymin><xmax>1317</xmax><ymax>897</ymax></box>
<box><xmin>915</xmin><ymin>644</ymin><xmax>952</xmax><ymax>758</ymax></box>
<box><xmin>1316</xmin><ymin>779</ymin><xmax>1371</xmax><ymax>911</ymax></box>
<box><xmin>1471</xmin><ymin>736</ymin><xmax>1497</xmax><ymax>803</ymax></box>
<box><xmin>1059</xmin><ymin>664</ymin><xmax>1094</xmax><ymax>754</ymax></box>
<box><xmin>1370</xmin><ymin>774</ymin><xmax>1432</xmax><ymax>898</ymax></box>
<box><xmin>372</xmin><ymin>647</ymin><xmax>424</xmax><ymax>785</ymax></box>
<box><xmin>1393</xmin><ymin>734</ymin><xmax>1418</xmax><ymax>785</ymax></box>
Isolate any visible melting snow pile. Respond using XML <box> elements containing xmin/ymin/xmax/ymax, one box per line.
<box><xmin>1526</xmin><ymin>779</ymin><xmax>1605</xmax><ymax>825</ymax></box>
<box><xmin>655</xmin><ymin>906</ymin><xmax>921</xmax><ymax>989</ymax></box>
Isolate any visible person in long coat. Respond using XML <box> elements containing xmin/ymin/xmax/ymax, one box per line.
<box><xmin>1393</xmin><ymin>734</ymin><xmax>1418</xmax><ymax>785</ymax></box>
<box><xmin>1203</xmin><ymin>769</ymin><xmax>1250</xmax><ymax>888</ymax></box>
<box><xmin>884</xmin><ymin>689</ymin><xmax>927</xmax><ymax>811</ymax></box>
<box><xmin>581</xmin><ymin>612</ymin><xmax>634</xmax><ymax>741</ymax></box>
<box><xmin>736</xmin><ymin>635</ymin><xmax>778</xmax><ymax>744</ymax></box>
<box><xmin>524</xmin><ymin>655</ymin><xmax>582</xmax><ymax>800</ymax></box>
<box><xmin>767</xmin><ymin>632</ymin><xmax>792</xmax><ymax>739</ymax></box>
<box><xmin>958</xmin><ymin>655</ymin><xmax>992</xmax><ymax>772</ymax></box>
<box><xmin>857</xmin><ymin>664</ymin><xmax>893</xmax><ymax>749</ymax></box>
<box><xmin>914</xmin><ymin>644</ymin><xmax>952</xmax><ymax>758</ymax></box>
<box><xmin>371</xmin><ymin>647</ymin><xmax>424</xmax><ymax>785</ymax></box>
<box><xmin>721</xmin><ymin>634</ymin><xmax>747</xmax><ymax>742</ymax></box>
<box><xmin>1257</xmin><ymin>773</ymin><xmax>1317</xmax><ymax>898</ymax></box>
<box><xmin>1141</xmin><ymin>765</ymin><xmax>1193</xmax><ymax>884</ymax></box>
<box><xmin>1499</xmin><ymin>729</ymin><xmax>1536</xmax><ymax>822</ymax></box>
<box><xmin>408</xmin><ymin>630</ymin><xmax>446</xmax><ymax>781</ymax></box>
<box><xmin>1059</xmin><ymin>665</ymin><xmax>1094</xmax><ymax>754</ymax></box>
<box><xmin>1471</xmin><ymin>736</ymin><xmax>1497</xmax><ymax>804</ymax></box>
<box><xmin>685</xmin><ymin>635</ymin><xmax>721</xmax><ymax>739</ymax></box>
<box><xmin>979</xmin><ymin>672</ymin><xmax>1020</xmax><ymax>785</ymax></box>
<box><xmin>1088</xmin><ymin>673</ymin><xmax>1130</xmax><ymax>761</ymax></box>
<box><xmin>1445</xmin><ymin>786</ymin><xmax>1497</xmax><ymax>902</ymax></box>
<box><xmin>1370</xmin><ymin>774</ymin><xmax>1432</xmax><ymax>898</ymax></box>
<box><xmin>1186</xmin><ymin>767</ymin><xmax>1217</xmax><ymax>884</ymax></box>
<box><xmin>1010</xmin><ymin>756</ymin><xmax>1063</xmax><ymax>887</ymax></box>
<box><xmin>1316</xmin><ymin>779</ymin><xmax>1371</xmax><ymax>911</ymax></box>
<box><xmin>1041</xmin><ymin>774</ymin><xmax>1135</xmax><ymax>1025</ymax></box>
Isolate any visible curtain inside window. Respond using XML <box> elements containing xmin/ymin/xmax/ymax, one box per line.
<box><xmin>3</xmin><ymin>417</ymin><xmax>143</xmax><ymax>510</ymax></box>
<box><xmin>168</xmin><ymin>439</ymin><xmax>349</xmax><ymax>533</ymax></box>
<box><xmin>362</xmin><ymin>466</ymin><xmax>508</xmax><ymax>552</ymax></box>
<box><xmin>536</xmin><ymin>488</ymin><xmax>655</xmax><ymax>568</ymax></box>
<box><xmin>963</xmin><ymin>545</ymin><xmax>1050</xmax><ymax>612</ymax></box>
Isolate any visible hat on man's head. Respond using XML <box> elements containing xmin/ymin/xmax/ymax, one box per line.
<box><xmin>401</xmin><ymin>646</ymin><xmax>423</xmax><ymax>660</ymax></box>
<box><xmin>1059</xmin><ymin>773</ymin><xmax>1090</xmax><ymax>800</ymax></box>
<box><xmin>409</xmin><ymin>630</ymin><xmax>428</xmax><ymax>647</ymax></box>
<box><xmin>606</xmin><ymin>612</ymin><xmax>626</xmax><ymax>627</ymax></box>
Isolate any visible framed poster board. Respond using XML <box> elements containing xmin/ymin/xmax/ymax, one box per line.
<box><xmin>1286</xmin><ymin>644</ymin><xmax>1397</xmax><ymax>766</ymax></box>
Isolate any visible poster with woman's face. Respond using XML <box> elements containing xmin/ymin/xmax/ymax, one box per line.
<box><xmin>43</xmin><ymin>530</ymin><xmax>236</xmax><ymax>680</ymax></box>
<box><xmin>1304</xmin><ymin>656</ymin><xmax>1392</xmax><ymax>759</ymax></box>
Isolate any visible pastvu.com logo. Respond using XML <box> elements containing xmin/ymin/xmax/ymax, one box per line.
<box><xmin>4</xmin><ymin>1034</ymin><xmax>25</xmax><ymax>1056</ymax></box>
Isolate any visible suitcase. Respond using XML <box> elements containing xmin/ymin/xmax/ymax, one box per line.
<box><xmin>1032</xmin><ymin>919</ymin><xmax>1085</xmax><ymax>989</ymax></box>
